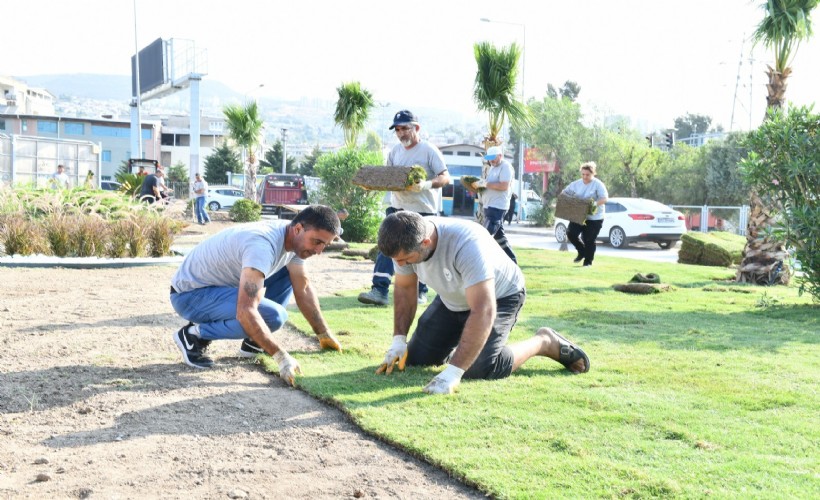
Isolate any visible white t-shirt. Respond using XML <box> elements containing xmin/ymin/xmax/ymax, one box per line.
<box><xmin>171</xmin><ymin>220</ymin><xmax>305</xmax><ymax>293</ymax></box>
<box><xmin>193</xmin><ymin>178</ymin><xmax>208</xmax><ymax>198</ymax></box>
<box><xmin>394</xmin><ymin>217</ymin><xmax>524</xmax><ymax>311</ymax></box>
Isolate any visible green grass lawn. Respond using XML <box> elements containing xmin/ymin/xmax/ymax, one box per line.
<box><xmin>272</xmin><ymin>248</ymin><xmax>819</xmax><ymax>498</ymax></box>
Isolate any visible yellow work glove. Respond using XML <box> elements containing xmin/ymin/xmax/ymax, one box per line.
<box><xmin>375</xmin><ymin>335</ymin><xmax>408</xmax><ymax>374</ymax></box>
<box><xmin>273</xmin><ymin>350</ymin><xmax>302</xmax><ymax>386</ymax></box>
<box><xmin>422</xmin><ymin>364</ymin><xmax>465</xmax><ymax>395</ymax></box>
<box><xmin>316</xmin><ymin>331</ymin><xmax>342</xmax><ymax>352</ymax></box>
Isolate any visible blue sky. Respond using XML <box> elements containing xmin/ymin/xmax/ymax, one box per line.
<box><xmin>4</xmin><ymin>0</ymin><xmax>819</xmax><ymax>132</ymax></box>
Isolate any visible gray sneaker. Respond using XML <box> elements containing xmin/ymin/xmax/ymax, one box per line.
<box><xmin>358</xmin><ymin>288</ymin><xmax>389</xmax><ymax>306</ymax></box>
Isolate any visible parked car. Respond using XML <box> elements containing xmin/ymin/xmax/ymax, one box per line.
<box><xmin>554</xmin><ymin>197</ymin><xmax>687</xmax><ymax>249</ymax></box>
<box><xmin>100</xmin><ymin>181</ymin><xmax>122</xmax><ymax>191</ymax></box>
<box><xmin>205</xmin><ymin>185</ymin><xmax>245</xmax><ymax>211</ymax></box>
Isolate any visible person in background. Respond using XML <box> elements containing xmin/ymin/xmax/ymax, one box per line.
<box><xmin>84</xmin><ymin>170</ymin><xmax>96</xmax><ymax>189</ymax></box>
<box><xmin>192</xmin><ymin>172</ymin><xmax>211</xmax><ymax>225</ymax></box>
<box><xmin>136</xmin><ymin>165</ymin><xmax>148</xmax><ymax>177</ymax></box>
<box><xmin>470</xmin><ymin>145</ymin><xmax>516</xmax><ymax>263</ymax></box>
<box><xmin>374</xmin><ymin>211</ymin><xmax>589</xmax><ymax>395</ymax></box>
<box><xmin>169</xmin><ymin>205</ymin><xmax>344</xmax><ymax>385</ymax></box>
<box><xmin>50</xmin><ymin>164</ymin><xmax>70</xmax><ymax>189</ymax></box>
<box><xmin>561</xmin><ymin>161</ymin><xmax>608</xmax><ymax>267</ymax></box>
<box><xmin>357</xmin><ymin>110</ymin><xmax>451</xmax><ymax>307</ymax></box>
<box><xmin>505</xmin><ymin>193</ymin><xmax>517</xmax><ymax>225</ymax></box>
<box><xmin>139</xmin><ymin>169</ymin><xmax>164</xmax><ymax>204</ymax></box>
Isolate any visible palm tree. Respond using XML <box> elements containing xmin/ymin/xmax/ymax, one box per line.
<box><xmin>753</xmin><ymin>0</ymin><xmax>818</xmax><ymax>110</ymax></box>
<box><xmin>473</xmin><ymin>41</ymin><xmax>533</xmax><ymax>149</ymax></box>
<box><xmin>334</xmin><ymin>82</ymin><xmax>374</xmax><ymax>149</ymax></box>
<box><xmin>223</xmin><ymin>101</ymin><xmax>265</xmax><ymax>201</ymax></box>
<box><xmin>737</xmin><ymin>0</ymin><xmax>818</xmax><ymax>285</ymax></box>
<box><xmin>473</xmin><ymin>41</ymin><xmax>534</xmax><ymax>221</ymax></box>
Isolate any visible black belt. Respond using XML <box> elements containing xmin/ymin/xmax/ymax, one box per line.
<box><xmin>170</xmin><ymin>286</ymin><xmax>178</xmax><ymax>294</ymax></box>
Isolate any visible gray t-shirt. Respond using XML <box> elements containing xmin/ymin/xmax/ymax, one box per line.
<box><xmin>171</xmin><ymin>220</ymin><xmax>304</xmax><ymax>293</ymax></box>
<box><xmin>388</xmin><ymin>141</ymin><xmax>448</xmax><ymax>214</ymax></box>
<box><xmin>563</xmin><ymin>178</ymin><xmax>608</xmax><ymax>221</ymax></box>
<box><xmin>394</xmin><ymin>217</ymin><xmax>524</xmax><ymax>311</ymax></box>
<box><xmin>481</xmin><ymin>159</ymin><xmax>514</xmax><ymax>210</ymax></box>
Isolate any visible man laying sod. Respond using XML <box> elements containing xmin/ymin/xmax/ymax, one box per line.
<box><xmin>169</xmin><ymin>205</ymin><xmax>343</xmax><ymax>385</ymax></box>
<box><xmin>374</xmin><ymin>211</ymin><xmax>590</xmax><ymax>394</ymax></box>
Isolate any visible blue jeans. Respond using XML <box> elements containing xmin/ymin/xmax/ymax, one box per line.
<box><xmin>195</xmin><ymin>196</ymin><xmax>211</xmax><ymax>224</ymax></box>
<box><xmin>169</xmin><ymin>267</ymin><xmax>293</xmax><ymax>340</ymax></box>
<box><xmin>372</xmin><ymin>207</ymin><xmax>430</xmax><ymax>295</ymax></box>
<box><xmin>483</xmin><ymin>206</ymin><xmax>517</xmax><ymax>263</ymax></box>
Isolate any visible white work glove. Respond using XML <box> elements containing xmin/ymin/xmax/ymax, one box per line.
<box><xmin>316</xmin><ymin>331</ymin><xmax>342</xmax><ymax>352</ymax></box>
<box><xmin>273</xmin><ymin>350</ymin><xmax>302</xmax><ymax>386</ymax></box>
<box><xmin>471</xmin><ymin>179</ymin><xmax>488</xmax><ymax>190</ymax></box>
<box><xmin>375</xmin><ymin>335</ymin><xmax>408</xmax><ymax>375</ymax></box>
<box><xmin>407</xmin><ymin>180</ymin><xmax>433</xmax><ymax>192</ymax></box>
<box><xmin>423</xmin><ymin>364</ymin><xmax>465</xmax><ymax>395</ymax></box>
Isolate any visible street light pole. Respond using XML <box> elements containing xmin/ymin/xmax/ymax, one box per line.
<box><xmin>480</xmin><ymin>17</ymin><xmax>526</xmax><ymax>221</ymax></box>
<box><xmin>280</xmin><ymin>128</ymin><xmax>288</xmax><ymax>174</ymax></box>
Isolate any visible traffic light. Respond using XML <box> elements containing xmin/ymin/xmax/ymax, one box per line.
<box><xmin>665</xmin><ymin>132</ymin><xmax>675</xmax><ymax>149</ymax></box>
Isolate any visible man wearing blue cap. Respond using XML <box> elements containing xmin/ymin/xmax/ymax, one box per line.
<box><xmin>358</xmin><ymin>110</ymin><xmax>451</xmax><ymax>307</ymax></box>
<box><xmin>469</xmin><ymin>145</ymin><xmax>517</xmax><ymax>263</ymax></box>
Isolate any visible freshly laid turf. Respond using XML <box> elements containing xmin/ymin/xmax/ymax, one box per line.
<box><xmin>271</xmin><ymin>248</ymin><xmax>818</xmax><ymax>498</ymax></box>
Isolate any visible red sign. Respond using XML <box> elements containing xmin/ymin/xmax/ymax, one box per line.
<box><xmin>524</xmin><ymin>148</ymin><xmax>558</xmax><ymax>173</ymax></box>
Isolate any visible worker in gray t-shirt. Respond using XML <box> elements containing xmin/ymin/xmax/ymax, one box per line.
<box><xmin>357</xmin><ymin>110</ymin><xmax>451</xmax><ymax>308</ymax></box>
<box><xmin>169</xmin><ymin>205</ymin><xmax>344</xmax><ymax>386</ymax></box>
<box><xmin>373</xmin><ymin>212</ymin><xmax>590</xmax><ymax>395</ymax></box>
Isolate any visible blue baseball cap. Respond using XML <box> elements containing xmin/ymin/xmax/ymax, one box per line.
<box><xmin>389</xmin><ymin>110</ymin><xmax>419</xmax><ymax>130</ymax></box>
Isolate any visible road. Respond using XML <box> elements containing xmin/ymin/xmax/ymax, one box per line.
<box><xmin>504</xmin><ymin>225</ymin><xmax>681</xmax><ymax>264</ymax></box>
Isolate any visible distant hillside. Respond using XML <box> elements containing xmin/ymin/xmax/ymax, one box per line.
<box><xmin>19</xmin><ymin>73</ymin><xmax>242</xmax><ymax>102</ymax></box>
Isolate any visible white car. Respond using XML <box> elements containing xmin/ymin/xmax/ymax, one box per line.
<box><xmin>554</xmin><ymin>197</ymin><xmax>687</xmax><ymax>249</ymax></box>
<box><xmin>204</xmin><ymin>185</ymin><xmax>245</xmax><ymax>211</ymax></box>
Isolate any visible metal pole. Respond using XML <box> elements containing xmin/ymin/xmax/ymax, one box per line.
<box><xmin>132</xmin><ymin>0</ymin><xmax>143</xmax><ymax>160</ymax></box>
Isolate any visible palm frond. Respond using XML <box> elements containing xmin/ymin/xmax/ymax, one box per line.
<box><xmin>473</xmin><ymin>41</ymin><xmax>534</xmax><ymax>142</ymax></box>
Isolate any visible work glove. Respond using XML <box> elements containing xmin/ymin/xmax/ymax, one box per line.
<box><xmin>273</xmin><ymin>350</ymin><xmax>302</xmax><ymax>386</ymax></box>
<box><xmin>375</xmin><ymin>335</ymin><xmax>408</xmax><ymax>375</ymax></box>
<box><xmin>317</xmin><ymin>331</ymin><xmax>343</xmax><ymax>352</ymax></box>
<box><xmin>407</xmin><ymin>180</ymin><xmax>433</xmax><ymax>193</ymax></box>
<box><xmin>471</xmin><ymin>179</ymin><xmax>488</xmax><ymax>190</ymax></box>
<box><xmin>422</xmin><ymin>364</ymin><xmax>465</xmax><ymax>395</ymax></box>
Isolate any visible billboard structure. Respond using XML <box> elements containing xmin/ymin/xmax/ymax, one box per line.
<box><xmin>130</xmin><ymin>38</ymin><xmax>207</xmax><ymax>180</ymax></box>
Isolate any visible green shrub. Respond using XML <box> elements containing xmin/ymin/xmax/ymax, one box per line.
<box><xmin>528</xmin><ymin>204</ymin><xmax>555</xmax><ymax>227</ymax></box>
<box><xmin>0</xmin><ymin>213</ymin><xmax>49</xmax><ymax>256</ymax></box>
<box><xmin>73</xmin><ymin>215</ymin><xmax>108</xmax><ymax>257</ymax></box>
<box><xmin>314</xmin><ymin>148</ymin><xmax>384</xmax><ymax>242</ymax></box>
<box><xmin>42</xmin><ymin>212</ymin><xmax>74</xmax><ymax>257</ymax></box>
<box><xmin>146</xmin><ymin>215</ymin><xmax>184</xmax><ymax>257</ymax></box>
<box><xmin>741</xmin><ymin>105</ymin><xmax>820</xmax><ymax>300</ymax></box>
<box><xmin>107</xmin><ymin>219</ymin><xmax>132</xmax><ymax>258</ymax></box>
<box><xmin>230</xmin><ymin>198</ymin><xmax>262</xmax><ymax>222</ymax></box>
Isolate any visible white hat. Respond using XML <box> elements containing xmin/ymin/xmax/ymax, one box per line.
<box><xmin>484</xmin><ymin>146</ymin><xmax>503</xmax><ymax>161</ymax></box>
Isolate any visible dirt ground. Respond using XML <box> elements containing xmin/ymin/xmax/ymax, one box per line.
<box><xmin>0</xmin><ymin>218</ymin><xmax>485</xmax><ymax>499</ymax></box>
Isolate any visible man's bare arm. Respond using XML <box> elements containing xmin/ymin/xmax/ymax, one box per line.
<box><xmin>393</xmin><ymin>272</ymin><xmax>418</xmax><ymax>336</ymax></box>
<box><xmin>448</xmin><ymin>279</ymin><xmax>496</xmax><ymax>370</ymax></box>
<box><xmin>237</xmin><ymin>267</ymin><xmax>282</xmax><ymax>355</ymax></box>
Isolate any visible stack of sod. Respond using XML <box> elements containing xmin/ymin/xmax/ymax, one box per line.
<box><xmin>352</xmin><ymin>165</ymin><xmax>427</xmax><ymax>191</ymax></box>
<box><xmin>679</xmin><ymin>231</ymin><xmax>746</xmax><ymax>266</ymax></box>
<box><xmin>460</xmin><ymin>175</ymin><xmax>485</xmax><ymax>193</ymax></box>
<box><xmin>555</xmin><ymin>192</ymin><xmax>596</xmax><ymax>225</ymax></box>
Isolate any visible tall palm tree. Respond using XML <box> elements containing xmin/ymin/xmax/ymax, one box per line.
<box><xmin>473</xmin><ymin>41</ymin><xmax>534</xmax><ymax>222</ymax></box>
<box><xmin>334</xmin><ymin>82</ymin><xmax>374</xmax><ymax>149</ymax></box>
<box><xmin>473</xmin><ymin>41</ymin><xmax>533</xmax><ymax>150</ymax></box>
<box><xmin>223</xmin><ymin>101</ymin><xmax>265</xmax><ymax>201</ymax></box>
<box><xmin>737</xmin><ymin>0</ymin><xmax>818</xmax><ymax>285</ymax></box>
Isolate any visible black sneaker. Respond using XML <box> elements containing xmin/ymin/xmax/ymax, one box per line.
<box><xmin>573</xmin><ymin>255</ymin><xmax>584</xmax><ymax>263</ymax></box>
<box><xmin>238</xmin><ymin>338</ymin><xmax>264</xmax><ymax>358</ymax></box>
<box><xmin>173</xmin><ymin>324</ymin><xmax>214</xmax><ymax>369</ymax></box>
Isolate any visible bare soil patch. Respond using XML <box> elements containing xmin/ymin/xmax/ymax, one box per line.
<box><xmin>0</xmin><ymin>218</ymin><xmax>483</xmax><ymax>499</ymax></box>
